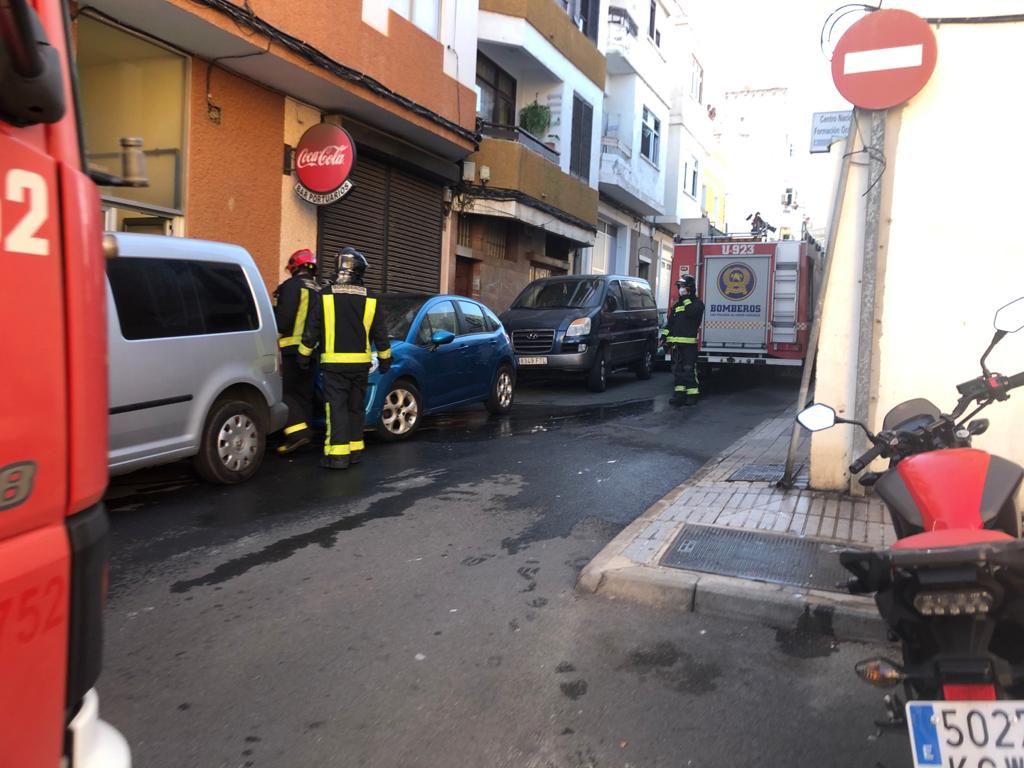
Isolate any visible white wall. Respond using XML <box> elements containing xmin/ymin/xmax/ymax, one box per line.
<box><xmin>809</xmin><ymin>12</ymin><xmax>1024</xmax><ymax>491</ymax></box>
<box><xmin>441</xmin><ymin>0</ymin><xmax>479</xmax><ymax>87</ymax></box>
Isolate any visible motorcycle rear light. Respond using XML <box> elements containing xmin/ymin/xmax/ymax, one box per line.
<box><xmin>943</xmin><ymin>684</ymin><xmax>997</xmax><ymax>701</ymax></box>
<box><xmin>855</xmin><ymin>658</ymin><xmax>905</xmax><ymax>688</ymax></box>
<box><xmin>913</xmin><ymin>590</ymin><xmax>994</xmax><ymax>616</ymax></box>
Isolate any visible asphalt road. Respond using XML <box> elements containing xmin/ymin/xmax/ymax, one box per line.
<box><xmin>100</xmin><ymin>368</ymin><xmax>911</xmax><ymax>768</ymax></box>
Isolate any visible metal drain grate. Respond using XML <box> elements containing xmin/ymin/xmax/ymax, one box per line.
<box><xmin>727</xmin><ymin>463</ymin><xmax>803</xmax><ymax>483</ymax></box>
<box><xmin>660</xmin><ymin>524</ymin><xmax>859</xmax><ymax>593</ymax></box>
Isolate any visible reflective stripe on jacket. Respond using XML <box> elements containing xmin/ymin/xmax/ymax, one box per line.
<box><xmin>298</xmin><ymin>285</ymin><xmax>392</xmax><ymax>369</ymax></box>
<box><xmin>662</xmin><ymin>296</ymin><xmax>705</xmax><ymax>345</ymax></box>
<box><xmin>273</xmin><ymin>275</ymin><xmax>318</xmax><ymax>350</ymax></box>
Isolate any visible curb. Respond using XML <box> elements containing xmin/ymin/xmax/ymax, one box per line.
<box><xmin>577</xmin><ymin>482</ymin><xmax>887</xmax><ymax>644</ymax></box>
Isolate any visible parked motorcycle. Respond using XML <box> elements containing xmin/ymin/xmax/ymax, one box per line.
<box><xmin>797</xmin><ymin>298</ymin><xmax>1024</xmax><ymax>766</ymax></box>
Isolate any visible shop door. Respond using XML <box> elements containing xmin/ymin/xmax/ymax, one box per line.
<box><xmin>318</xmin><ymin>153</ymin><xmax>443</xmax><ymax>293</ymax></box>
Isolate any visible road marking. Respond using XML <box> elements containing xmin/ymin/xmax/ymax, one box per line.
<box><xmin>844</xmin><ymin>44</ymin><xmax>923</xmax><ymax>75</ymax></box>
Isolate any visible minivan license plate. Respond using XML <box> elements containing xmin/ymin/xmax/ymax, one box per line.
<box><xmin>517</xmin><ymin>356</ymin><xmax>548</xmax><ymax>366</ymax></box>
<box><xmin>907</xmin><ymin>701</ymin><xmax>1024</xmax><ymax>767</ymax></box>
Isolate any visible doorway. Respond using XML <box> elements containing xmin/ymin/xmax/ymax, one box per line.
<box><xmin>455</xmin><ymin>256</ymin><xmax>480</xmax><ymax>298</ymax></box>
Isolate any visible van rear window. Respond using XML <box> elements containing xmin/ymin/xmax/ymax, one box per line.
<box><xmin>107</xmin><ymin>258</ymin><xmax>258</xmax><ymax>340</ymax></box>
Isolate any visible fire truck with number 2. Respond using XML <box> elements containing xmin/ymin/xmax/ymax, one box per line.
<box><xmin>1</xmin><ymin>0</ymin><xmax>132</xmax><ymax>765</ymax></box>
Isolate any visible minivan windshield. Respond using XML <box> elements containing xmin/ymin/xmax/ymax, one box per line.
<box><xmin>512</xmin><ymin>278</ymin><xmax>603</xmax><ymax>309</ymax></box>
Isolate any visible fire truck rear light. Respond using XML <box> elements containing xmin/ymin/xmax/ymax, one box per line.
<box><xmin>913</xmin><ymin>590</ymin><xmax>994</xmax><ymax>616</ymax></box>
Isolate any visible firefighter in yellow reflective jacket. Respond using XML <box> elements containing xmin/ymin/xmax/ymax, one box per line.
<box><xmin>273</xmin><ymin>248</ymin><xmax>319</xmax><ymax>454</ymax></box>
<box><xmin>298</xmin><ymin>248</ymin><xmax>391</xmax><ymax>469</ymax></box>
<box><xmin>662</xmin><ymin>275</ymin><xmax>705</xmax><ymax>407</ymax></box>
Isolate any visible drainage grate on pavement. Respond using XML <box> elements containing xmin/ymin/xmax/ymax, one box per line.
<box><xmin>726</xmin><ymin>463</ymin><xmax>803</xmax><ymax>483</ymax></box>
<box><xmin>660</xmin><ymin>524</ymin><xmax>860</xmax><ymax>593</ymax></box>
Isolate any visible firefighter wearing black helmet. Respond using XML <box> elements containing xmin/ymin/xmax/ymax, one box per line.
<box><xmin>298</xmin><ymin>247</ymin><xmax>391</xmax><ymax>469</ymax></box>
<box><xmin>662</xmin><ymin>274</ymin><xmax>704</xmax><ymax>407</ymax></box>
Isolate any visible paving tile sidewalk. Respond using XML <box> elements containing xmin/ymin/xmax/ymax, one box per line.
<box><xmin>578</xmin><ymin>412</ymin><xmax>893</xmax><ymax>641</ymax></box>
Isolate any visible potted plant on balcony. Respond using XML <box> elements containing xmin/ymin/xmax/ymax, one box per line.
<box><xmin>519</xmin><ymin>100</ymin><xmax>551</xmax><ymax>140</ymax></box>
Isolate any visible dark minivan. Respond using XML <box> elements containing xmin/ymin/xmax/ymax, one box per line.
<box><xmin>500</xmin><ymin>275</ymin><xmax>660</xmax><ymax>391</ymax></box>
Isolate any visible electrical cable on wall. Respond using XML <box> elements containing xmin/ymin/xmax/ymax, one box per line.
<box><xmin>205</xmin><ymin>41</ymin><xmax>272</xmax><ymax>123</ymax></box>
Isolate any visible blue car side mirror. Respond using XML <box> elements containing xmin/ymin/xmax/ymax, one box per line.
<box><xmin>431</xmin><ymin>330</ymin><xmax>455</xmax><ymax>348</ymax></box>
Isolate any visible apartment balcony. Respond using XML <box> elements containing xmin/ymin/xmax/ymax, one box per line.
<box><xmin>478</xmin><ymin>121</ymin><xmax>559</xmax><ymax>165</ymax></box>
<box><xmin>605</xmin><ymin>7</ymin><xmax>642</xmax><ymax>76</ymax></box>
<box><xmin>479</xmin><ymin>0</ymin><xmax>606</xmax><ymax>88</ymax></box>
<box><xmin>598</xmin><ymin>124</ymin><xmax>663</xmax><ymax>217</ymax></box>
<box><xmin>462</xmin><ymin>136</ymin><xmax>598</xmax><ymax>245</ymax></box>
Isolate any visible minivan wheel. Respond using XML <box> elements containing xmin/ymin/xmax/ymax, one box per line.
<box><xmin>635</xmin><ymin>346</ymin><xmax>654</xmax><ymax>380</ymax></box>
<box><xmin>377</xmin><ymin>381</ymin><xmax>422</xmax><ymax>442</ymax></box>
<box><xmin>587</xmin><ymin>346</ymin><xmax>609</xmax><ymax>392</ymax></box>
<box><xmin>195</xmin><ymin>397</ymin><xmax>266</xmax><ymax>484</ymax></box>
<box><xmin>486</xmin><ymin>364</ymin><xmax>515</xmax><ymax>415</ymax></box>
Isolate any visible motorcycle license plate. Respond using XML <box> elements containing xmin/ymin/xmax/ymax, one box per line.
<box><xmin>907</xmin><ymin>701</ymin><xmax>1024</xmax><ymax>767</ymax></box>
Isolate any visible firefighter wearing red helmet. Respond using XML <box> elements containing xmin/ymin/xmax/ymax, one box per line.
<box><xmin>273</xmin><ymin>248</ymin><xmax>320</xmax><ymax>453</ymax></box>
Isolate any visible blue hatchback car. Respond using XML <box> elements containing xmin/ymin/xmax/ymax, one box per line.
<box><xmin>362</xmin><ymin>294</ymin><xmax>516</xmax><ymax>440</ymax></box>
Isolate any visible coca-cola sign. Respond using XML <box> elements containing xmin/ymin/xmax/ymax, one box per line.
<box><xmin>293</xmin><ymin>123</ymin><xmax>356</xmax><ymax>205</ymax></box>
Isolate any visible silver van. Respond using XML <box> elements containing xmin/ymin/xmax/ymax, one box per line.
<box><xmin>105</xmin><ymin>233</ymin><xmax>287</xmax><ymax>483</ymax></box>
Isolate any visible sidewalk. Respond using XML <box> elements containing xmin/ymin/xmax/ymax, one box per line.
<box><xmin>578</xmin><ymin>412</ymin><xmax>892</xmax><ymax>642</ymax></box>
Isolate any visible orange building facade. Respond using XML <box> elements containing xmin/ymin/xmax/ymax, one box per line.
<box><xmin>73</xmin><ymin>0</ymin><xmax>478</xmax><ymax>291</ymax></box>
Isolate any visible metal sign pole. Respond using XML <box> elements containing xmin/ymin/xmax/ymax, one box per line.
<box><xmin>778</xmin><ymin>113</ymin><xmax>857</xmax><ymax>489</ymax></box>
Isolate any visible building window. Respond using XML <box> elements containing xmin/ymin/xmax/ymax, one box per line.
<box><xmin>77</xmin><ymin>15</ymin><xmax>187</xmax><ymax>230</ymax></box>
<box><xmin>476</xmin><ymin>53</ymin><xmax>516</xmax><ymax>126</ymax></box>
<box><xmin>640</xmin><ymin>107</ymin><xmax>660</xmax><ymax>165</ymax></box>
<box><xmin>457</xmin><ymin>215</ymin><xmax>472</xmax><ymax>248</ymax></box>
<box><xmin>648</xmin><ymin>1</ymin><xmax>656</xmax><ymax>38</ymax></box>
<box><xmin>559</xmin><ymin>0</ymin><xmax>599</xmax><ymax>42</ymax></box>
<box><xmin>570</xmin><ymin>93</ymin><xmax>594</xmax><ymax>181</ymax></box>
<box><xmin>389</xmin><ymin>0</ymin><xmax>440</xmax><ymax>39</ymax></box>
<box><xmin>691</xmin><ymin>56</ymin><xmax>704</xmax><ymax>104</ymax></box>
<box><xmin>484</xmin><ymin>220</ymin><xmax>510</xmax><ymax>261</ymax></box>
<box><xmin>690</xmin><ymin>159</ymin><xmax>699</xmax><ymax>198</ymax></box>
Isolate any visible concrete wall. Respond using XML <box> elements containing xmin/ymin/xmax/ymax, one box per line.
<box><xmin>278</xmin><ymin>97</ymin><xmax>322</xmax><ymax>284</ymax></box>
<box><xmin>809</xmin><ymin>10</ymin><xmax>1024</xmax><ymax>492</ymax></box>
<box><xmin>187</xmin><ymin>60</ymin><xmax>284</xmax><ymax>288</ymax></box>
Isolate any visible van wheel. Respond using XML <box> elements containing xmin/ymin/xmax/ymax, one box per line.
<box><xmin>587</xmin><ymin>346</ymin><xmax>609</xmax><ymax>392</ymax></box>
<box><xmin>486</xmin><ymin>364</ymin><xmax>515</xmax><ymax>415</ymax></box>
<box><xmin>377</xmin><ymin>381</ymin><xmax>422</xmax><ymax>442</ymax></box>
<box><xmin>194</xmin><ymin>397</ymin><xmax>266</xmax><ymax>484</ymax></box>
<box><xmin>635</xmin><ymin>346</ymin><xmax>654</xmax><ymax>380</ymax></box>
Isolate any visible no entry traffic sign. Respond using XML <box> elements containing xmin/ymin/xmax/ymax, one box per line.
<box><xmin>831</xmin><ymin>9</ymin><xmax>937</xmax><ymax>110</ymax></box>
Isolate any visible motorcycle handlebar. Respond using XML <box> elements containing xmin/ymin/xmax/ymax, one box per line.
<box><xmin>850</xmin><ymin>443</ymin><xmax>886</xmax><ymax>474</ymax></box>
<box><xmin>1008</xmin><ymin>371</ymin><xmax>1024</xmax><ymax>390</ymax></box>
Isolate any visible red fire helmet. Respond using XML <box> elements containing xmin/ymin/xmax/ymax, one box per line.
<box><xmin>286</xmin><ymin>248</ymin><xmax>316</xmax><ymax>273</ymax></box>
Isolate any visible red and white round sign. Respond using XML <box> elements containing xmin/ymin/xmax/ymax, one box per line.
<box><xmin>293</xmin><ymin>123</ymin><xmax>356</xmax><ymax>204</ymax></box>
<box><xmin>831</xmin><ymin>9</ymin><xmax>937</xmax><ymax>110</ymax></box>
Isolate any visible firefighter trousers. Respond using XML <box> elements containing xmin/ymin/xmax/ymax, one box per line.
<box><xmin>323</xmin><ymin>370</ymin><xmax>367</xmax><ymax>457</ymax></box>
<box><xmin>672</xmin><ymin>343</ymin><xmax>700</xmax><ymax>397</ymax></box>
<box><xmin>281</xmin><ymin>353</ymin><xmax>314</xmax><ymax>435</ymax></box>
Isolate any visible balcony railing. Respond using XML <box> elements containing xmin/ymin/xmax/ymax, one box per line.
<box><xmin>478</xmin><ymin>120</ymin><xmax>560</xmax><ymax>165</ymax></box>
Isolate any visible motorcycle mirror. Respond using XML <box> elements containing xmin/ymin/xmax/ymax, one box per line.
<box><xmin>797</xmin><ymin>403</ymin><xmax>837</xmax><ymax>432</ymax></box>
<box><xmin>994</xmin><ymin>297</ymin><xmax>1024</xmax><ymax>333</ymax></box>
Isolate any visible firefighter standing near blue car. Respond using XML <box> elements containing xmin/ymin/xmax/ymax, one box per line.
<box><xmin>273</xmin><ymin>248</ymin><xmax>320</xmax><ymax>454</ymax></box>
<box><xmin>663</xmin><ymin>275</ymin><xmax>704</xmax><ymax>407</ymax></box>
<box><xmin>298</xmin><ymin>248</ymin><xmax>391</xmax><ymax>469</ymax></box>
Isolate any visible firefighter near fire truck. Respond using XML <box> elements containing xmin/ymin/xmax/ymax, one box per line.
<box><xmin>298</xmin><ymin>248</ymin><xmax>391</xmax><ymax>469</ymax></box>
<box><xmin>273</xmin><ymin>248</ymin><xmax>320</xmax><ymax>454</ymax></box>
<box><xmin>663</xmin><ymin>275</ymin><xmax>705</xmax><ymax>407</ymax></box>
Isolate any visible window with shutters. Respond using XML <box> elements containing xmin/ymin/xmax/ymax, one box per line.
<box><xmin>484</xmin><ymin>220</ymin><xmax>509</xmax><ymax>261</ymax></box>
<box><xmin>570</xmin><ymin>93</ymin><xmax>593</xmax><ymax>181</ymax></box>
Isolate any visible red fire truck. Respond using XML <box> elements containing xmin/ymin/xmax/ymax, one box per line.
<box><xmin>1</xmin><ymin>1</ymin><xmax>130</xmax><ymax>765</ymax></box>
<box><xmin>669</xmin><ymin>235</ymin><xmax>820</xmax><ymax>370</ymax></box>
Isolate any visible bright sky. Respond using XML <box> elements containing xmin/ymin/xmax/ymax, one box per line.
<box><xmin>690</xmin><ymin>0</ymin><xmax>861</xmax><ymax>229</ymax></box>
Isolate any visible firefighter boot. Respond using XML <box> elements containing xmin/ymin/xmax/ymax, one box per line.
<box><xmin>684</xmin><ymin>394</ymin><xmax>699</xmax><ymax>407</ymax></box>
<box><xmin>670</xmin><ymin>392</ymin><xmax>686</xmax><ymax>407</ymax></box>
<box><xmin>277</xmin><ymin>427</ymin><xmax>312</xmax><ymax>455</ymax></box>
<box><xmin>320</xmin><ymin>454</ymin><xmax>350</xmax><ymax>470</ymax></box>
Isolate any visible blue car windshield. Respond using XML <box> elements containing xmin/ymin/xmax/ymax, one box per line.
<box><xmin>378</xmin><ymin>296</ymin><xmax>429</xmax><ymax>340</ymax></box>
<box><xmin>512</xmin><ymin>279</ymin><xmax>602</xmax><ymax>309</ymax></box>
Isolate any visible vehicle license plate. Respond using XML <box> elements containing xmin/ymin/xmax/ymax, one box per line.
<box><xmin>907</xmin><ymin>701</ymin><xmax>1024</xmax><ymax>767</ymax></box>
<box><xmin>517</xmin><ymin>356</ymin><xmax>548</xmax><ymax>366</ymax></box>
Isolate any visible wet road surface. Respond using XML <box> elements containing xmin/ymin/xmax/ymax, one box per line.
<box><xmin>100</xmin><ymin>371</ymin><xmax>911</xmax><ymax>767</ymax></box>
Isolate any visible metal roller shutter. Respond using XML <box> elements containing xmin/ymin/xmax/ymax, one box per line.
<box><xmin>317</xmin><ymin>151</ymin><xmax>442</xmax><ymax>294</ymax></box>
